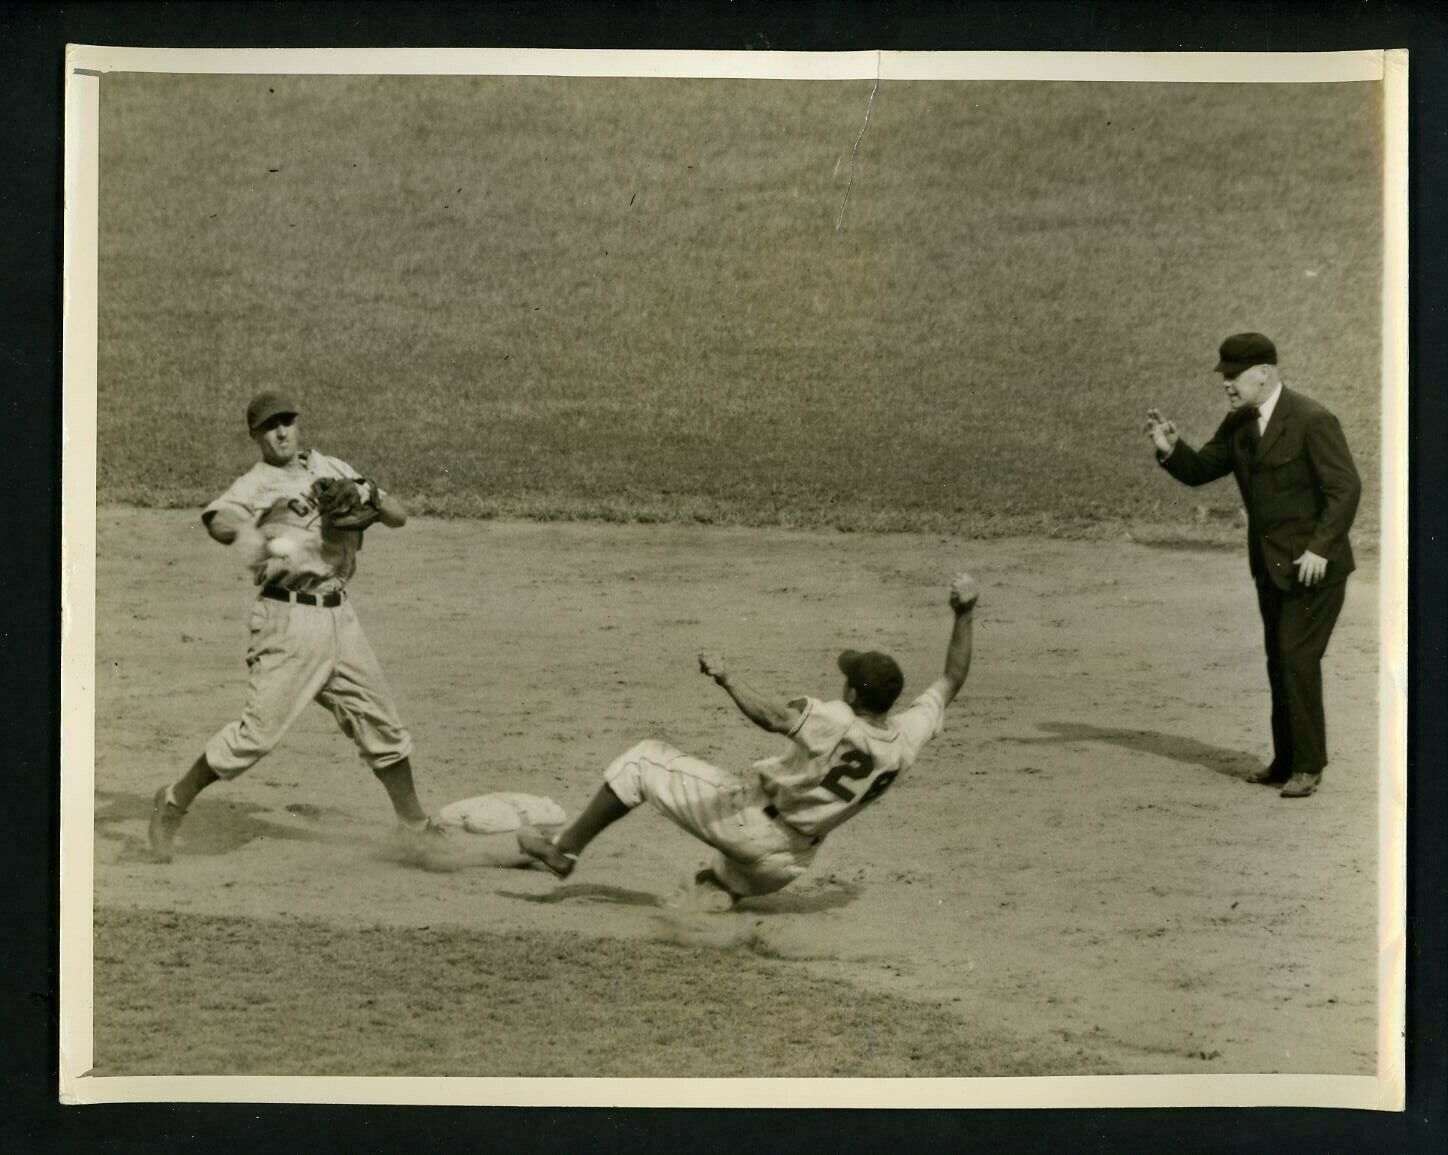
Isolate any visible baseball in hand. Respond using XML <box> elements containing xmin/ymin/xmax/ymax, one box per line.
<box><xmin>949</xmin><ymin>571</ymin><xmax>979</xmax><ymax>614</ymax></box>
<box><xmin>257</xmin><ymin>534</ymin><xmax>305</xmax><ymax>585</ymax></box>
<box><xmin>266</xmin><ymin>536</ymin><xmax>300</xmax><ymax>562</ymax></box>
<box><xmin>232</xmin><ymin>521</ymin><xmax>268</xmax><ymax>568</ymax></box>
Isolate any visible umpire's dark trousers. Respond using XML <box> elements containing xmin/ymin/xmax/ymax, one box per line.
<box><xmin>1255</xmin><ymin>576</ymin><xmax>1348</xmax><ymax>776</ymax></box>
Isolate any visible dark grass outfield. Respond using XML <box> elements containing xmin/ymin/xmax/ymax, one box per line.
<box><xmin>98</xmin><ymin>76</ymin><xmax>1382</xmax><ymax>535</ymax></box>
<box><xmin>93</xmin><ymin>908</ymin><xmax>1101</xmax><ymax>1077</ymax></box>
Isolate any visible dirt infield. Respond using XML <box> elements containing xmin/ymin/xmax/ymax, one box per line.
<box><xmin>91</xmin><ymin>509</ymin><xmax>1380</xmax><ymax>1076</ymax></box>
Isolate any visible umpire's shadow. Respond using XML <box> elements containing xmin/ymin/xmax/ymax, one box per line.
<box><xmin>1004</xmin><ymin>721</ymin><xmax>1261</xmax><ymax>780</ymax></box>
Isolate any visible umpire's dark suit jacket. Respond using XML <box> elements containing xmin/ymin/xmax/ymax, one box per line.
<box><xmin>1160</xmin><ymin>386</ymin><xmax>1360</xmax><ymax>590</ymax></box>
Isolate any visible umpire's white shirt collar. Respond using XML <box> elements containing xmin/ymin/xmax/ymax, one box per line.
<box><xmin>1256</xmin><ymin>381</ymin><xmax>1283</xmax><ymax>434</ymax></box>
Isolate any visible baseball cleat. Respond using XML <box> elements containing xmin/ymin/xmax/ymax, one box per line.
<box><xmin>516</xmin><ymin>827</ymin><xmax>578</xmax><ymax>879</ymax></box>
<box><xmin>1279</xmin><ymin>772</ymin><xmax>1321</xmax><ymax>798</ymax></box>
<box><xmin>393</xmin><ymin>817</ymin><xmax>456</xmax><ymax>869</ymax></box>
<box><xmin>148</xmin><ymin>786</ymin><xmax>185</xmax><ymax>862</ymax></box>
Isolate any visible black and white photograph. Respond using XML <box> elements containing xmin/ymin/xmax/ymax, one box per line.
<box><xmin>59</xmin><ymin>46</ymin><xmax>1407</xmax><ymax>1108</ymax></box>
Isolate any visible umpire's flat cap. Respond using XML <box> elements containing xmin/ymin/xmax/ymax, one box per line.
<box><xmin>838</xmin><ymin>649</ymin><xmax>905</xmax><ymax>714</ymax></box>
<box><xmin>1214</xmin><ymin>332</ymin><xmax>1277</xmax><ymax>375</ymax></box>
<box><xmin>246</xmin><ymin>390</ymin><xmax>300</xmax><ymax>431</ymax></box>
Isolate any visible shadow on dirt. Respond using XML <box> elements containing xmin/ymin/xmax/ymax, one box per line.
<box><xmin>1002</xmin><ymin>722</ymin><xmax>1260</xmax><ymax>779</ymax></box>
<box><xmin>95</xmin><ymin>790</ymin><xmax>361</xmax><ymax>857</ymax></box>
<box><xmin>740</xmin><ymin>879</ymin><xmax>862</xmax><ymax>915</ymax></box>
<box><xmin>499</xmin><ymin>877</ymin><xmax>863</xmax><ymax>915</ymax></box>
<box><xmin>498</xmin><ymin>884</ymin><xmax>662</xmax><ymax>908</ymax></box>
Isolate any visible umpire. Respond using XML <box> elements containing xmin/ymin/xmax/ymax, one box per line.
<box><xmin>1145</xmin><ymin>333</ymin><xmax>1362</xmax><ymax>798</ymax></box>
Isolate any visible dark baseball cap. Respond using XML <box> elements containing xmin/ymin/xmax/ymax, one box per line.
<box><xmin>246</xmin><ymin>390</ymin><xmax>299</xmax><ymax>431</ymax></box>
<box><xmin>837</xmin><ymin>649</ymin><xmax>905</xmax><ymax>714</ymax></box>
<box><xmin>1214</xmin><ymin>332</ymin><xmax>1277</xmax><ymax>376</ymax></box>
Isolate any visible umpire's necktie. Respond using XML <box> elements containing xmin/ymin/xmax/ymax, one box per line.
<box><xmin>1241</xmin><ymin>406</ymin><xmax>1262</xmax><ymax>458</ymax></box>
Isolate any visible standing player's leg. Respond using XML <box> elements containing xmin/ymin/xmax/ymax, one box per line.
<box><xmin>147</xmin><ymin>754</ymin><xmax>220</xmax><ymax>862</ymax></box>
<box><xmin>372</xmin><ymin>759</ymin><xmax>428</xmax><ymax>825</ymax></box>
<box><xmin>320</xmin><ymin>601</ymin><xmax>437</xmax><ymax>835</ymax></box>
<box><xmin>150</xmin><ymin>599</ymin><xmax>334</xmax><ymax>861</ymax></box>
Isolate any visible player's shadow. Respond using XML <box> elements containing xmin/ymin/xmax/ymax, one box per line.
<box><xmin>499</xmin><ymin>878</ymin><xmax>861</xmax><ymax>914</ymax></box>
<box><xmin>499</xmin><ymin>883</ymin><xmax>662</xmax><ymax>908</ymax></box>
<box><xmin>95</xmin><ymin>790</ymin><xmax>358</xmax><ymax>858</ymax></box>
<box><xmin>739</xmin><ymin>879</ymin><xmax>862</xmax><ymax>915</ymax></box>
<box><xmin>1003</xmin><ymin>722</ymin><xmax>1261</xmax><ymax>780</ymax></box>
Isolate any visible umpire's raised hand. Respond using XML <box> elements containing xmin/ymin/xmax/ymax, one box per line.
<box><xmin>1144</xmin><ymin>408</ymin><xmax>1179</xmax><ymax>456</ymax></box>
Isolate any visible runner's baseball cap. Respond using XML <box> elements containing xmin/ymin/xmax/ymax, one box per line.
<box><xmin>1214</xmin><ymin>333</ymin><xmax>1277</xmax><ymax>376</ymax></box>
<box><xmin>837</xmin><ymin>650</ymin><xmax>905</xmax><ymax>714</ymax></box>
<box><xmin>246</xmin><ymin>390</ymin><xmax>300</xmax><ymax>431</ymax></box>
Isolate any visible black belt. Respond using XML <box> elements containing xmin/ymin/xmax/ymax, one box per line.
<box><xmin>262</xmin><ymin>585</ymin><xmax>345</xmax><ymax>608</ymax></box>
<box><xmin>763</xmin><ymin>803</ymin><xmax>821</xmax><ymax>845</ymax></box>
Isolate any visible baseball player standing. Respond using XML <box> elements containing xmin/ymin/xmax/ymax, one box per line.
<box><xmin>148</xmin><ymin>391</ymin><xmax>446</xmax><ymax>862</ymax></box>
<box><xmin>517</xmin><ymin>574</ymin><xmax>979</xmax><ymax>909</ymax></box>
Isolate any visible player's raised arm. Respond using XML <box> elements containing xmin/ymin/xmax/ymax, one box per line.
<box><xmin>201</xmin><ymin>503</ymin><xmax>255</xmax><ymax>546</ymax></box>
<box><xmin>929</xmin><ymin>572</ymin><xmax>977</xmax><ymax>707</ymax></box>
<box><xmin>698</xmin><ymin>653</ymin><xmax>803</xmax><ymax>734</ymax></box>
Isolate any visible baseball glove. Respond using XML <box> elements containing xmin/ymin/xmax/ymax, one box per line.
<box><xmin>311</xmin><ymin>476</ymin><xmax>381</xmax><ymax>531</ymax></box>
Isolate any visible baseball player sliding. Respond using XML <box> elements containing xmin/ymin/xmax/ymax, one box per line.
<box><xmin>148</xmin><ymin>391</ymin><xmax>447</xmax><ymax>863</ymax></box>
<box><xmin>518</xmin><ymin>573</ymin><xmax>979</xmax><ymax>910</ymax></box>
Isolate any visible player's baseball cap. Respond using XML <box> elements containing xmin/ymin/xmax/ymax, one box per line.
<box><xmin>1214</xmin><ymin>333</ymin><xmax>1277</xmax><ymax>376</ymax></box>
<box><xmin>837</xmin><ymin>650</ymin><xmax>905</xmax><ymax>714</ymax></box>
<box><xmin>246</xmin><ymin>390</ymin><xmax>300</xmax><ymax>432</ymax></box>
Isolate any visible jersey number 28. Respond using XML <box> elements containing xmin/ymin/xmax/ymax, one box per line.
<box><xmin>820</xmin><ymin>749</ymin><xmax>898</xmax><ymax>808</ymax></box>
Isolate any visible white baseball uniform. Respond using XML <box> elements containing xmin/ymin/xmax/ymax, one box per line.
<box><xmin>603</xmin><ymin>683</ymin><xmax>948</xmax><ymax>896</ymax></box>
<box><xmin>200</xmin><ymin>449</ymin><xmax>412</xmax><ymax>778</ymax></box>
